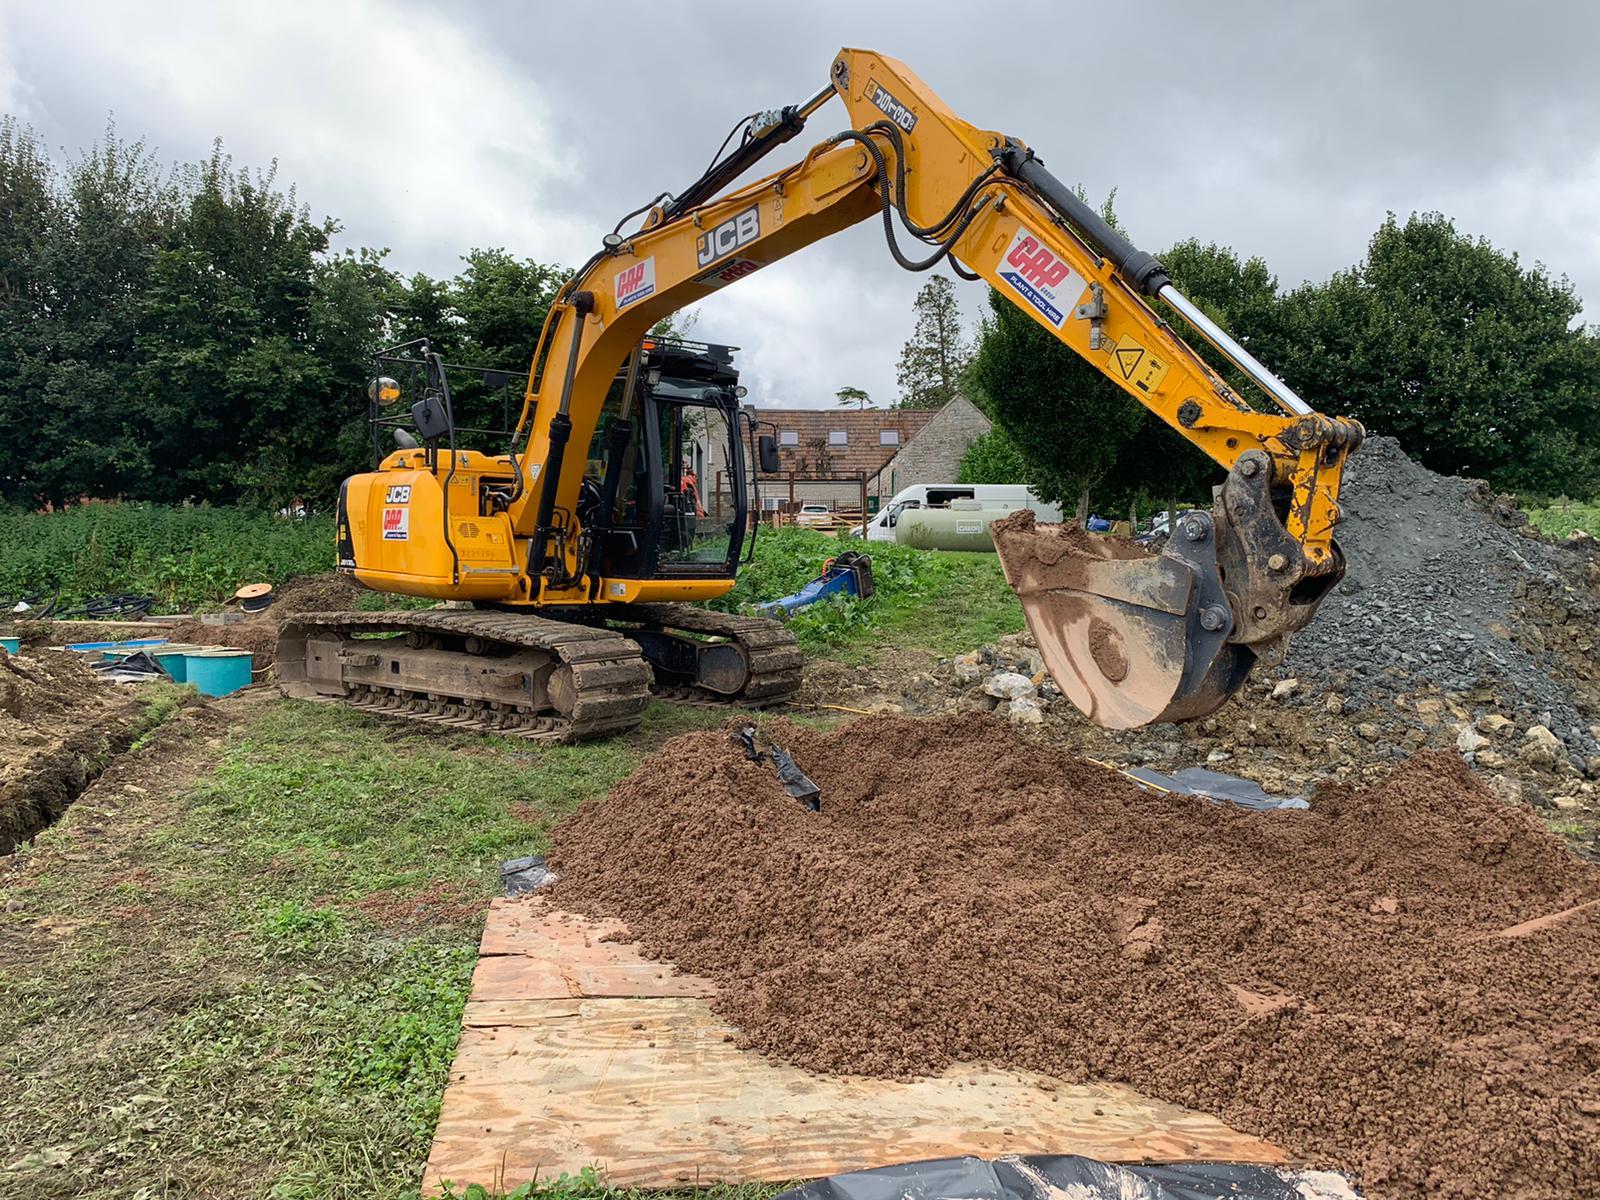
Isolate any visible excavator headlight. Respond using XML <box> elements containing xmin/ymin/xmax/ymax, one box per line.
<box><xmin>368</xmin><ymin>376</ymin><xmax>402</xmax><ymax>407</ymax></box>
<box><xmin>734</xmin><ymin>385</ymin><xmax>748</xmax><ymax>398</ymax></box>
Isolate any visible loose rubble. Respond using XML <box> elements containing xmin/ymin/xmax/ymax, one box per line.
<box><xmin>806</xmin><ymin>438</ymin><xmax>1600</xmax><ymax>856</ymax></box>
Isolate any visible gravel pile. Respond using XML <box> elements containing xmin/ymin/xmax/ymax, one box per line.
<box><xmin>1290</xmin><ymin>436</ymin><xmax>1599</xmax><ymax>760</ymax></box>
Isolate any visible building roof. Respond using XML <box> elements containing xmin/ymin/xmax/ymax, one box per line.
<box><xmin>751</xmin><ymin>407</ymin><xmax>937</xmax><ymax>479</ymax></box>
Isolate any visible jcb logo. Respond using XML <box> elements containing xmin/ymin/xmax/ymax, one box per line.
<box><xmin>868</xmin><ymin>81</ymin><xmax>918</xmax><ymax>133</ymax></box>
<box><xmin>1006</xmin><ymin>236</ymin><xmax>1072</xmax><ymax>289</ymax></box>
<box><xmin>696</xmin><ymin>206</ymin><xmax>760</xmax><ymax>267</ymax></box>
<box><xmin>385</xmin><ymin>485</ymin><xmax>412</xmax><ymax>504</ymax></box>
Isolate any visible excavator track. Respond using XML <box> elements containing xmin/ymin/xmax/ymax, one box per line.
<box><xmin>612</xmin><ymin>603</ymin><xmax>804</xmax><ymax>709</ymax></box>
<box><xmin>277</xmin><ymin>610</ymin><xmax>654</xmax><ymax>742</ymax></box>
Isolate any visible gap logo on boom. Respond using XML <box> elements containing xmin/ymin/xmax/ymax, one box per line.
<box><xmin>997</xmin><ymin>227</ymin><xmax>1085</xmax><ymax>329</ymax></box>
<box><xmin>696</xmin><ymin>206</ymin><xmax>760</xmax><ymax>267</ymax></box>
<box><xmin>867</xmin><ymin>80</ymin><xmax>917</xmax><ymax>133</ymax></box>
<box><xmin>614</xmin><ymin>257</ymin><xmax>656</xmax><ymax>308</ymax></box>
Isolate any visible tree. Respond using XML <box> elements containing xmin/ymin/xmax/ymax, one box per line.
<box><xmin>967</xmin><ymin>291</ymin><xmax>1143</xmax><ymax>521</ymax></box>
<box><xmin>964</xmin><ymin>190</ymin><xmax>1163</xmax><ymax>522</ymax></box>
<box><xmin>896</xmin><ymin>276</ymin><xmax>969</xmax><ymax>408</ymax></box>
<box><xmin>650</xmin><ymin>307</ymin><xmax>699</xmax><ymax>341</ymax></box>
<box><xmin>835</xmin><ymin>385</ymin><xmax>870</xmax><ymax>409</ymax></box>
<box><xmin>1</xmin><ymin>119</ymin><xmax>182</xmax><ymax>508</ymax></box>
<box><xmin>956</xmin><ymin>427</ymin><xmax>1028</xmax><ymax>485</ymax></box>
<box><xmin>1279</xmin><ymin>213</ymin><xmax>1600</xmax><ymax>496</ymax></box>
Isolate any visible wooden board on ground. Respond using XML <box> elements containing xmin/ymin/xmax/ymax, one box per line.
<box><xmin>423</xmin><ymin>898</ymin><xmax>1287</xmax><ymax>1194</ymax></box>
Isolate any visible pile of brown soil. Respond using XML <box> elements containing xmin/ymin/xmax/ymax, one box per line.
<box><xmin>549</xmin><ymin>714</ymin><xmax>1600</xmax><ymax>1200</ymax></box>
<box><xmin>165</xmin><ymin>618</ymin><xmax>281</xmax><ymax>669</ymax></box>
<box><xmin>271</xmin><ymin>573</ymin><xmax>366</xmax><ymax>613</ymax></box>
<box><xmin>165</xmin><ymin>572</ymin><xmax>369</xmax><ymax>670</ymax></box>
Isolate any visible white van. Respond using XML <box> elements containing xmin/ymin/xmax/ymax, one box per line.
<box><xmin>852</xmin><ymin>484</ymin><xmax>1063</xmax><ymax>541</ymax></box>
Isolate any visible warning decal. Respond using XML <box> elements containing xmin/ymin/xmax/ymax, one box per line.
<box><xmin>1106</xmin><ymin>337</ymin><xmax>1171</xmax><ymax>395</ymax></box>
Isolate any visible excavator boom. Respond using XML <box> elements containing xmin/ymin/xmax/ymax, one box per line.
<box><xmin>506</xmin><ymin>49</ymin><xmax>1360</xmax><ymax>727</ymax></box>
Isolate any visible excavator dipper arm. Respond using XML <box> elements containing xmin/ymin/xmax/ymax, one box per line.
<box><xmin>509</xmin><ymin>48</ymin><xmax>1362</xmax><ymax>728</ymax></box>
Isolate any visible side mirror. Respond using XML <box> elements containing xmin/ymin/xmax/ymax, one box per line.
<box><xmin>411</xmin><ymin>389</ymin><xmax>452</xmax><ymax>442</ymax></box>
<box><xmin>758</xmin><ymin>434</ymin><xmax>780</xmax><ymax>474</ymax></box>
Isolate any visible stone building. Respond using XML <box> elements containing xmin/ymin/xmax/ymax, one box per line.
<box><xmin>690</xmin><ymin>396</ymin><xmax>996</xmax><ymax>514</ymax></box>
<box><xmin>748</xmin><ymin>407</ymin><xmax>937</xmax><ymax>510</ymax></box>
<box><xmin>871</xmin><ymin>394</ymin><xmax>992</xmax><ymax>498</ymax></box>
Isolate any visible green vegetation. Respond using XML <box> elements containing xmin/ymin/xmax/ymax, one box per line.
<box><xmin>715</xmin><ymin>526</ymin><xmax>1023</xmax><ymax>661</ymax></box>
<box><xmin>956</xmin><ymin>427</ymin><xmax>1029</xmax><ymax>486</ymax></box>
<box><xmin>0</xmin><ymin>502</ymin><xmax>333</xmax><ymax>610</ymax></box>
<box><xmin>0</xmin><ymin>699</ymin><xmax>736</xmax><ymax>1200</ymax></box>
<box><xmin>1529</xmin><ymin>500</ymin><xmax>1600</xmax><ymax>540</ymax></box>
<box><xmin>0</xmin><ymin>118</ymin><xmax>565</xmax><ymax>512</ymax></box>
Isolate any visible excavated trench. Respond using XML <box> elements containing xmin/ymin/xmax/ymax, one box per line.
<box><xmin>0</xmin><ymin>646</ymin><xmax>148</xmax><ymax>854</ymax></box>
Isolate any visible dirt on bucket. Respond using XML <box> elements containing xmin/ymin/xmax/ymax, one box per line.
<box><xmin>548</xmin><ymin>713</ymin><xmax>1600</xmax><ymax>1200</ymax></box>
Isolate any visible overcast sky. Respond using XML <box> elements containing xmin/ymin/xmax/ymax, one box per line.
<box><xmin>4</xmin><ymin>0</ymin><xmax>1598</xmax><ymax>410</ymax></box>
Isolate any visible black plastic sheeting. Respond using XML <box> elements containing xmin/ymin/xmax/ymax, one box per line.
<box><xmin>774</xmin><ymin>1155</ymin><xmax>1360</xmax><ymax>1200</ymax></box>
<box><xmin>500</xmin><ymin>854</ymin><xmax>558</xmax><ymax>896</ymax></box>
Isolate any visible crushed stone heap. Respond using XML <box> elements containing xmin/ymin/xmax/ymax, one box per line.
<box><xmin>1291</xmin><ymin>435</ymin><xmax>1598</xmax><ymax>757</ymax></box>
<box><xmin>550</xmin><ymin>713</ymin><xmax>1600</xmax><ymax>1200</ymax></box>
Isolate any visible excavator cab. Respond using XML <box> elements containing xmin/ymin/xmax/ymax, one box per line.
<box><xmin>581</xmin><ymin>337</ymin><xmax>752</xmax><ymax>581</ymax></box>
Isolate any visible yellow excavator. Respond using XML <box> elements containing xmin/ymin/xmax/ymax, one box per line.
<box><xmin>278</xmin><ymin>47</ymin><xmax>1362</xmax><ymax>737</ymax></box>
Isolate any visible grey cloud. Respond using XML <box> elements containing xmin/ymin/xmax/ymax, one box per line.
<box><xmin>7</xmin><ymin>0</ymin><xmax>1598</xmax><ymax>409</ymax></box>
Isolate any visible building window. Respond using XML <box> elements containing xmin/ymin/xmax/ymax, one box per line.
<box><xmin>879</xmin><ymin>429</ymin><xmax>900</xmax><ymax>446</ymax></box>
<box><xmin>780</xmin><ymin>430</ymin><xmax>799</xmax><ymax>446</ymax></box>
<box><xmin>828</xmin><ymin>430</ymin><xmax>848</xmax><ymax>446</ymax></box>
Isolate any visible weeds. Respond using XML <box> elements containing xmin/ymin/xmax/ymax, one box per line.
<box><xmin>0</xmin><ymin>699</ymin><xmax>733</xmax><ymax>1200</ymax></box>
<box><xmin>1529</xmin><ymin>499</ymin><xmax>1600</xmax><ymax>540</ymax></box>
<box><xmin>0</xmin><ymin>502</ymin><xmax>333</xmax><ymax>612</ymax></box>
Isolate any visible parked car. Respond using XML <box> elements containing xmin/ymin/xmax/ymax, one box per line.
<box><xmin>794</xmin><ymin>504</ymin><xmax>833</xmax><ymax>527</ymax></box>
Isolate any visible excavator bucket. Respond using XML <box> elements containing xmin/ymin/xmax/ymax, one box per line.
<box><xmin>991</xmin><ymin>456</ymin><xmax>1344</xmax><ymax>729</ymax></box>
<box><xmin>992</xmin><ymin>508</ymin><xmax>1254</xmax><ymax>728</ymax></box>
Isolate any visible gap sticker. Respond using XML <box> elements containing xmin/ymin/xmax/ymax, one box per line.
<box><xmin>693</xmin><ymin>256</ymin><xmax>762</xmax><ymax>290</ymax></box>
<box><xmin>614</xmin><ymin>256</ymin><xmax>656</xmax><ymax>308</ymax></box>
<box><xmin>997</xmin><ymin>227</ymin><xmax>1086</xmax><ymax>329</ymax></box>
<box><xmin>382</xmin><ymin>506</ymin><xmax>410</xmax><ymax>541</ymax></box>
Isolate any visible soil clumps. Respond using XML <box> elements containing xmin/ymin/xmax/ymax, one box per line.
<box><xmin>165</xmin><ymin>571</ymin><xmax>369</xmax><ymax>668</ymax></box>
<box><xmin>0</xmin><ymin>646</ymin><xmax>143</xmax><ymax>854</ymax></box>
<box><xmin>550</xmin><ymin>713</ymin><xmax>1600</xmax><ymax>1200</ymax></box>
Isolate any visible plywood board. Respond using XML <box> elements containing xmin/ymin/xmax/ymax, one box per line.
<box><xmin>423</xmin><ymin>899</ymin><xmax>1287</xmax><ymax>1193</ymax></box>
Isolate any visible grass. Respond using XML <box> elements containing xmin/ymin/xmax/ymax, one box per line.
<box><xmin>716</xmin><ymin>527</ymin><xmax>1024</xmax><ymax>663</ymax></box>
<box><xmin>0</xmin><ymin>698</ymin><xmax>738</xmax><ymax>1200</ymax></box>
<box><xmin>0</xmin><ymin>502</ymin><xmax>334</xmax><ymax>613</ymax></box>
<box><xmin>1529</xmin><ymin>499</ymin><xmax>1600</xmax><ymax>540</ymax></box>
